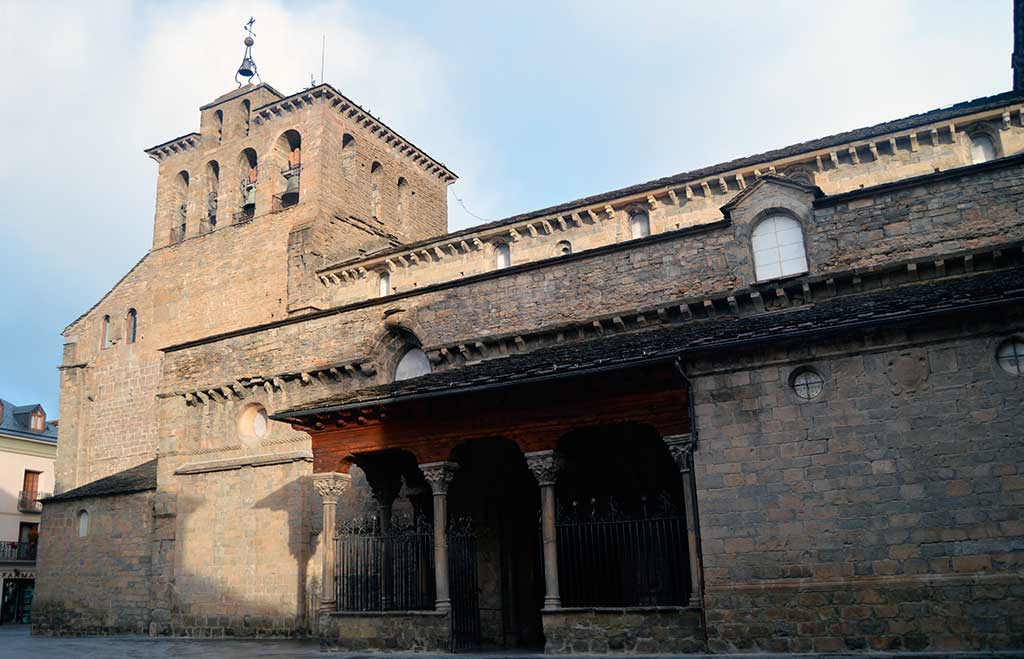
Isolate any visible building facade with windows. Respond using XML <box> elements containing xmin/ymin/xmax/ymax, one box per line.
<box><xmin>0</xmin><ymin>398</ymin><xmax>57</xmax><ymax>625</ymax></box>
<box><xmin>34</xmin><ymin>12</ymin><xmax>1024</xmax><ymax>654</ymax></box>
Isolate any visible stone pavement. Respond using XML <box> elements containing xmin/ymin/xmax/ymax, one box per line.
<box><xmin>2</xmin><ymin>627</ymin><xmax>1024</xmax><ymax>659</ymax></box>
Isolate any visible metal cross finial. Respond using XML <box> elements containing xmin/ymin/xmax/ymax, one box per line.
<box><xmin>244</xmin><ymin>17</ymin><xmax>256</xmax><ymax>39</ymax></box>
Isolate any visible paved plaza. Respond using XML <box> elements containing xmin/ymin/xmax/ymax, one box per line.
<box><xmin>3</xmin><ymin>627</ymin><xmax>1024</xmax><ymax>659</ymax></box>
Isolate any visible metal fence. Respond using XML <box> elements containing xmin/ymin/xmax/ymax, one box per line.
<box><xmin>447</xmin><ymin>516</ymin><xmax>480</xmax><ymax>651</ymax></box>
<box><xmin>17</xmin><ymin>491</ymin><xmax>47</xmax><ymax>513</ymax></box>
<box><xmin>555</xmin><ymin>494</ymin><xmax>689</xmax><ymax>607</ymax></box>
<box><xmin>0</xmin><ymin>541</ymin><xmax>37</xmax><ymax>561</ymax></box>
<box><xmin>336</xmin><ymin>515</ymin><xmax>435</xmax><ymax>612</ymax></box>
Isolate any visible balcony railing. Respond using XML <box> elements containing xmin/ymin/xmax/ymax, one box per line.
<box><xmin>18</xmin><ymin>490</ymin><xmax>47</xmax><ymax>513</ymax></box>
<box><xmin>233</xmin><ymin>208</ymin><xmax>255</xmax><ymax>224</ymax></box>
<box><xmin>0</xmin><ymin>541</ymin><xmax>37</xmax><ymax>561</ymax></box>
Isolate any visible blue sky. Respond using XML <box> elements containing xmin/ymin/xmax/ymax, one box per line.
<box><xmin>0</xmin><ymin>0</ymin><xmax>1012</xmax><ymax>415</ymax></box>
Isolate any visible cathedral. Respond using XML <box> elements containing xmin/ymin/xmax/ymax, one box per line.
<box><xmin>34</xmin><ymin>8</ymin><xmax>1024</xmax><ymax>654</ymax></box>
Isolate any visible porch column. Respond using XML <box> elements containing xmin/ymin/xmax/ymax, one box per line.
<box><xmin>664</xmin><ymin>434</ymin><xmax>704</xmax><ymax>607</ymax></box>
<box><xmin>313</xmin><ymin>472</ymin><xmax>352</xmax><ymax>610</ymax></box>
<box><xmin>526</xmin><ymin>450</ymin><xmax>563</xmax><ymax>610</ymax></box>
<box><xmin>421</xmin><ymin>461</ymin><xmax>459</xmax><ymax>612</ymax></box>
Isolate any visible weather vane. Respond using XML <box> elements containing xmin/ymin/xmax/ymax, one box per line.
<box><xmin>235</xmin><ymin>17</ymin><xmax>261</xmax><ymax>87</ymax></box>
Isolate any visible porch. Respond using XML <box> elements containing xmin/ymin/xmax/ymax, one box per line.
<box><xmin>276</xmin><ymin>363</ymin><xmax>706</xmax><ymax>654</ymax></box>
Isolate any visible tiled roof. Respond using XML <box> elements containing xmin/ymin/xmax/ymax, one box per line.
<box><xmin>43</xmin><ymin>459</ymin><xmax>157</xmax><ymax>504</ymax></box>
<box><xmin>0</xmin><ymin>398</ymin><xmax>57</xmax><ymax>442</ymax></box>
<box><xmin>275</xmin><ymin>266</ymin><xmax>1024</xmax><ymax>418</ymax></box>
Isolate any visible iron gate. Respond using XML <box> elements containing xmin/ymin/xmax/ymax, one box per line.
<box><xmin>336</xmin><ymin>515</ymin><xmax>435</xmax><ymax>611</ymax></box>
<box><xmin>555</xmin><ymin>494</ymin><xmax>689</xmax><ymax>607</ymax></box>
<box><xmin>448</xmin><ymin>515</ymin><xmax>480</xmax><ymax>651</ymax></box>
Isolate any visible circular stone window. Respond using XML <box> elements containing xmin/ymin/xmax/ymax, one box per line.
<box><xmin>790</xmin><ymin>368</ymin><xmax>825</xmax><ymax>400</ymax></box>
<box><xmin>996</xmin><ymin>337</ymin><xmax>1024</xmax><ymax>375</ymax></box>
<box><xmin>239</xmin><ymin>404</ymin><xmax>269</xmax><ymax>441</ymax></box>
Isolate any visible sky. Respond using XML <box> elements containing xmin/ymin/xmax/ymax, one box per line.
<box><xmin>0</xmin><ymin>0</ymin><xmax>1013</xmax><ymax>415</ymax></box>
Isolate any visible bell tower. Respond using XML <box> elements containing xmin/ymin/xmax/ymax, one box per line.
<box><xmin>142</xmin><ymin>18</ymin><xmax>456</xmax><ymax>317</ymax></box>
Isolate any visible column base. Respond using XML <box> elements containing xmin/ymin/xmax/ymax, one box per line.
<box><xmin>435</xmin><ymin>599</ymin><xmax>452</xmax><ymax>613</ymax></box>
<box><xmin>543</xmin><ymin>596</ymin><xmax>562</xmax><ymax>610</ymax></box>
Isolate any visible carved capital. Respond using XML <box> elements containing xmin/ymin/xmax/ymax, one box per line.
<box><xmin>313</xmin><ymin>472</ymin><xmax>351</xmax><ymax>503</ymax></box>
<box><xmin>525</xmin><ymin>450</ymin><xmax>563</xmax><ymax>487</ymax></box>
<box><xmin>420</xmin><ymin>461</ymin><xmax>459</xmax><ymax>495</ymax></box>
<box><xmin>662</xmin><ymin>434</ymin><xmax>694</xmax><ymax>473</ymax></box>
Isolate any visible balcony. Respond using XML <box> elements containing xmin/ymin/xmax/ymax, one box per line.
<box><xmin>0</xmin><ymin>541</ymin><xmax>37</xmax><ymax>562</ymax></box>
<box><xmin>18</xmin><ymin>490</ymin><xmax>48</xmax><ymax>513</ymax></box>
<box><xmin>232</xmin><ymin>208</ymin><xmax>255</xmax><ymax>224</ymax></box>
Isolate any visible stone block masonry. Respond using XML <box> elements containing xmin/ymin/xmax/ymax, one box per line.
<box><xmin>542</xmin><ymin>608</ymin><xmax>705</xmax><ymax>654</ymax></box>
<box><xmin>688</xmin><ymin>316</ymin><xmax>1024</xmax><ymax>652</ymax></box>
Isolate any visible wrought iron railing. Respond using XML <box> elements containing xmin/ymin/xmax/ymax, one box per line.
<box><xmin>556</xmin><ymin>494</ymin><xmax>689</xmax><ymax>607</ymax></box>
<box><xmin>335</xmin><ymin>515</ymin><xmax>435</xmax><ymax>612</ymax></box>
<box><xmin>17</xmin><ymin>491</ymin><xmax>47</xmax><ymax>513</ymax></box>
<box><xmin>232</xmin><ymin>208</ymin><xmax>255</xmax><ymax>224</ymax></box>
<box><xmin>169</xmin><ymin>224</ymin><xmax>186</xmax><ymax>243</ymax></box>
<box><xmin>0</xmin><ymin>541</ymin><xmax>37</xmax><ymax>561</ymax></box>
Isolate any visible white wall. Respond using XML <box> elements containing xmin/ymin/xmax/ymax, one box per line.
<box><xmin>0</xmin><ymin>437</ymin><xmax>56</xmax><ymax>542</ymax></box>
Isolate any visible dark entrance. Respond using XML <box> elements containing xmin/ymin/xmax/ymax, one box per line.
<box><xmin>0</xmin><ymin>579</ymin><xmax>34</xmax><ymax>624</ymax></box>
<box><xmin>448</xmin><ymin>438</ymin><xmax>544</xmax><ymax>650</ymax></box>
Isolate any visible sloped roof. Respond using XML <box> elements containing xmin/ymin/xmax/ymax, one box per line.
<box><xmin>43</xmin><ymin>459</ymin><xmax>157</xmax><ymax>503</ymax></box>
<box><xmin>0</xmin><ymin>398</ymin><xmax>57</xmax><ymax>443</ymax></box>
<box><xmin>275</xmin><ymin>266</ymin><xmax>1024</xmax><ymax>419</ymax></box>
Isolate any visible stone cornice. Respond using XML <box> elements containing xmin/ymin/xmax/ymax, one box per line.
<box><xmin>163</xmin><ymin>239</ymin><xmax>1024</xmax><ymax>410</ymax></box>
<box><xmin>317</xmin><ymin>103</ymin><xmax>1024</xmax><ymax>289</ymax></box>
<box><xmin>174</xmin><ymin>450</ymin><xmax>312</xmax><ymax>475</ymax></box>
<box><xmin>251</xmin><ymin>84</ymin><xmax>457</xmax><ymax>183</ymax></box>
<box><xmin>143</xmin><ymin>133</ymin><xmax>202</xmax><ymax>163</ymax></box>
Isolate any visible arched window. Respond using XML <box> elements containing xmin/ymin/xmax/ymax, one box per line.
<box><xmin>238</xmin><ymin>148</ymin><xmax>258</xmax><ymax>220</ymax></box>
<box><xmin>214</xmin><ymin>109</ymin><xmax>223</xmax><ymax>142</ymax></box>
<box><xmin>242</xmin><ymin>99</ymin><xmax>251</xmax><ymax>135</ymax></box>
<box><xmin>125</xmin><ymin>309</ymin><xmax>137</xmax><ymax>344</ymax></box>
<box><xmin>77</xmin><ymin>510</ymin><xmax>89</xmax><ymax>538</ymax></box>
<box><xmin>495</xmin><ymin>243</ymin><xmax>511</xmax><ymax>270</ymax></box>
<box><xmin>101</xmin><ymin>315</ymin><xmax>112</xmax><ymax>349</ymax></box>
<box><xmin>970</xmin><ymin>134</ymin><xmax>997</xmax><ymax>164</ymax></box>
<box><xmin>630</xmin><ymin>211</ymin><xmax>650</xmax><ymax>239</ymax></box>
<box><xmin>557</xmin><ymin>240</ymin><xmax>572</xmax><ymax>255</ymax></box>
<box><xmin>275</xmin><ymin>129</ymin><xmax>302</xmax><ymax>209</ymax></box>
<box><xmin>378</xmin><ymin>271</ymin><xmax>390</xmax><ymax>298</ymax></box>
<box><xmin>751</xmin><ymin>214</ymin><xmax>808</xmax><ymax>281</ymax></box>
<box><xmin>371</xmin><ymin>161</ymin><xmax>383</xmax><ymax>174</ymax></box>
<box><xmin>205</xmin><ymin>161</ymin><xmax>220</xmax><ymax>230</ymax></box>
<box><xmin>341</xmin><ymin>133</ymin><xmax>356</xmax><ymax>179</ymax></box>
<box><xmin>172</xmin><ymin>171</ymin><xmax>189</xmax><ymax>243</ymax></box>
<box><xmin>394</xmin><ymin>348</ymin><xmax>432</xmax><ymax>381</ymax></box>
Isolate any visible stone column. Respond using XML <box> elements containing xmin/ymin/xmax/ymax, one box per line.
<box><xmin>526</xmin><ymin>450</ymin><xmax>563</xmax><ymax>610</ymax></box>
<box><xmin>664</xmin><ymin>434</ymin><xmax>704</xmax><ymax>607</ymax></box>
<box><xmin>421</xmin><ymin>461</ymin><xmax>459</xmax><ymax>612</ymax></box>
<box><xmin>313</xmin><ymin>472</ymin><xmax>352</xmax><ymax>610</ymax></box>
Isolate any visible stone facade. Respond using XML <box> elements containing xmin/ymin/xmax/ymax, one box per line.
<box><xmin>34</xmin><ymin>55</ymin><xmax>1024</xmax><ymax>653</ymax></box>
<box><xmin>689</xmin><ymin>318</ymin><xmax>1024</xmax><ymax>652</ymax></box>
<box><xmin>542</xmin><ymin>608</ymin><xmax>705</xmax><ymax>654</ymax></box>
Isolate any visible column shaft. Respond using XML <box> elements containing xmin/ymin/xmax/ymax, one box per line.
<box><xmin>539</xmin><ymin>483</ymin><xmax>561</xmax><ymax>609</ymax></box>
<box><xmin>432</xmin><ymin>491</ymin><xmax>451</xmax><ymax>612</ymax></box>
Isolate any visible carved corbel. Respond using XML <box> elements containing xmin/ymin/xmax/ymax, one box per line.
<box><xmin>667</xmin><ymin>189</ymin><xmax>680</xmax><ymax>205</ymax></box>
<box><xmin>647</xmin><ymin>195</ymin><xmax>659</xmax><ymax>210</ymax></box>
<box><xmin>604</xmin><ymin>204</ymin><xmax>615</xmax><ymax>220</ymax></box>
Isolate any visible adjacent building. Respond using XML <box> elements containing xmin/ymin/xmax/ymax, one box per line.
<box><xmin>33</xmin><ymin>6</ymin><xmax>1024</xmax><ymax>654</ymax></box>
<box><xmin>0</xmin><ymin>399</ymin><xmax>57</xmax><ymax>625</ymax></box>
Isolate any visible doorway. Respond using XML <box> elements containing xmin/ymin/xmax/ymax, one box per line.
<box><xmin>448</xmin><ymin>438</ymin><xmax>545</xmax><ymax>650</ymax></box>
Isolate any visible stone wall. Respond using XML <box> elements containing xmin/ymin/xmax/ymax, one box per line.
<box><xmin>688</xmin><ymin>312</ymin><xmax>1024</xmax><ymax>652</ymax></box>
<box><xmin>542</xmin><ymin>607</ymin><xmax>705</xmax><ymax>654</ymax></box>
<box><xmin>320</xmin><ymin>611</ymin><xmax>449</xmax><ymax>651</ymax></box>
<box><xmin>33</xmin><ymin>492</ymin><xmax>154</xmax><ymax>635</ymax></box>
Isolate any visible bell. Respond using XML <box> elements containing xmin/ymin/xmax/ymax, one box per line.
<box><xmin>281</xmin><ymin>172</ymin><xmax>300</xmax><ymax>207</ymax></box>
<box><xmin>243</xmin><ymin>185</ymin><xmax>256</xmax><ymax>213</ymax></box>
<box><xmin>237</xmin><ymin>56</ymin><xmax>256</xmax><ymax>79</ymax></box>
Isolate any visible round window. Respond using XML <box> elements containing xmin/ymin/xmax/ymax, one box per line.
<box><xmin>791</xmin><ymin>368</ymin><xmax>824</xmax><ymax>400</ymax></box>
<box><xmin>996</xmin><ymin>337</ymin><xmax>1024</xmax><ymax>375</ymax></box>
<box><xmin>239</xmin><ymin>404</ymin><xmax>270</xmax><ymax>440</ymax></box>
